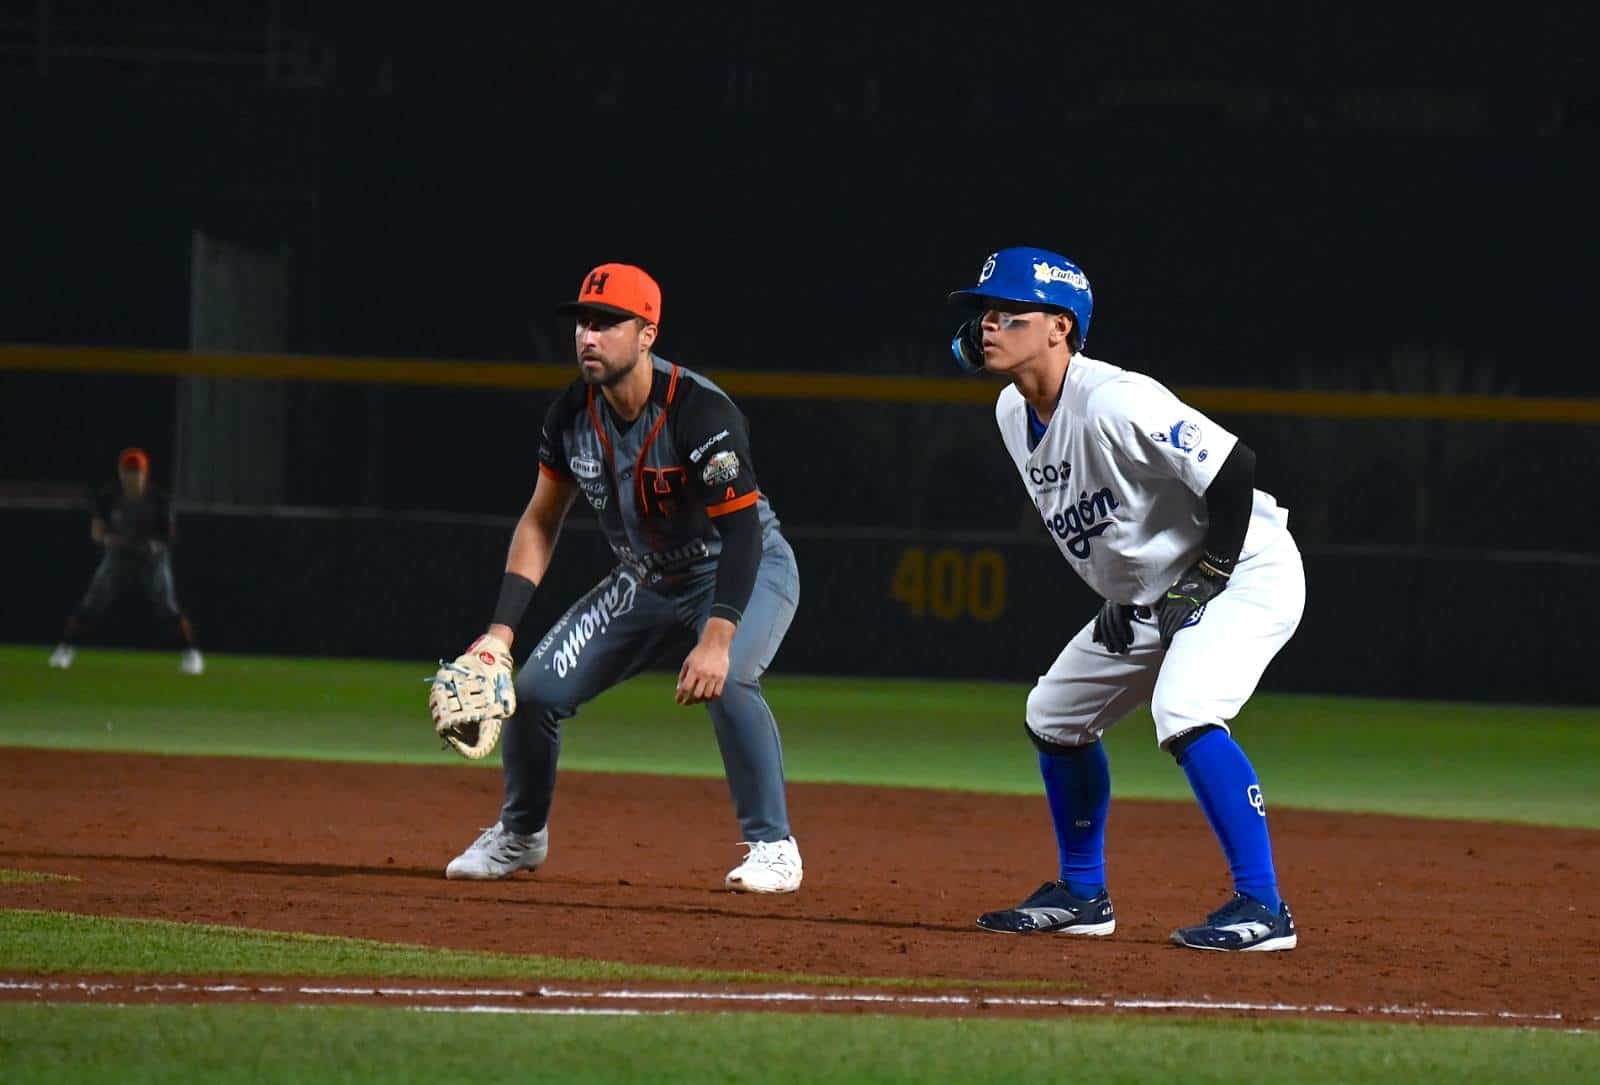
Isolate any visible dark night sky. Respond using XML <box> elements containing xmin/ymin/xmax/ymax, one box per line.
<box><xmin>4</xmin><ymin>6</ymin><xmax>1594</xmax><ymax>388</ymax></box>
<box><xmin>3</xmin><ymin>2</ymin><xmax>1598</xmax><ymax>510</ymax></box>
<box><xmin>5</xmin><ymin>3</ymin><xmax>1597</xmax><ymax>383</ymax></box>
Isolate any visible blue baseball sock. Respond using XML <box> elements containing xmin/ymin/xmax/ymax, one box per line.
<box><xmin>1037</xmin><ymin>740</ymin><xmax>1111</xmax><ymax>899</ymax></box>
<box><xmin>1175</xmin><ymin>728</ymin><xmax>1281</xmax><ymax>911</ymax></box>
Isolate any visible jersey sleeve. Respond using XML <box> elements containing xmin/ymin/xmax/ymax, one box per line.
<box><xmin>536</xmin><ymin>393</ymin><xmax>576</xmax><ymax>484</ymax></box>
<box><xmin>1088</xmin><ymin>376</ymin><xmax>1238</xmax><ymax>497</ymax></box>
<box><xmin>674</xmin><ymin>385</ymin><xmax>761</xmax><ymax>519</ymax></box>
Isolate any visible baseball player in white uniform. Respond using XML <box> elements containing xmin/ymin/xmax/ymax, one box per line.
<box><xmin>949</xmin><ymin>246</ymin><xmax>1305</xmax><ymax>951</ymax></box>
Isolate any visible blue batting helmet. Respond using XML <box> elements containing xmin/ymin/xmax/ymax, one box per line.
<box><xmin>948</xmin><ymin>246</ymin><xmax>1094</xmax><ymax>348</ymax></box>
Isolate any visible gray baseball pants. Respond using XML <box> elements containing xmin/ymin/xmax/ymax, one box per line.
<box><xmin>77</xmin><ymin>552</ymin><xmax>182</xmax><ymax>619</ymax></box>
<box><xmin>498</xmin><ymin>537</ymin><xmax>800</xmax><ymax>843</ymax></box>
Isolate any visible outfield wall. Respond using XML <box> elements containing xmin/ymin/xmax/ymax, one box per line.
<box><xmin>7</xmin><ymin>505</ymin><xmax>1595</xmax><ymax>705</ymax></box>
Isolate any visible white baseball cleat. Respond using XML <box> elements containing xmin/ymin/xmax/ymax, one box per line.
<box><xmin>445</xmin><ymin>823</ymin><xmax>549</xmax><ymax>880</ymax></box>
<box><xmin>180</xmin><ymin>649</ymin><xmax>205</xmax><ymax>676</ymax></box>
<box><xmin>48</xmin><ymin>644</ymin><xmax>75</xmax><ymax>670</ymax></box>
<box><xmin>725</xmin><ymin>836</ymin><xmax>803</xmax><ymax>894</ymax></box>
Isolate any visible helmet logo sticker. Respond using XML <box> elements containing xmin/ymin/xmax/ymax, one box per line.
<box><xmin>1033</xmin><ymin>261</ymin><xmax>1091</xmax><ymax>289</ymax></box>
<box><xmin>979</xmin><ymin>253</ymin><xmax>997</xmax><ymax>283</ymax></box>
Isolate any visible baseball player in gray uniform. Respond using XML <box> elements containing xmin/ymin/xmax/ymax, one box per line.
<box><xmin>949</xmin><ymin>247</ymin><xmax>1305</xmax><ymax>951</ymax></box>
<box><xmin>438</xmin><ymin>263</ymin><xmax>803</xmax><ymax>893</ymax></box>
<box><xmin>49</xmin><ymin>447</ymin><xmax>205</xmax><ymax>676</ymax></box>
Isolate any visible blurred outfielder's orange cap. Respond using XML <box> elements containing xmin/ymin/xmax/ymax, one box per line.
<box><xmin>118</xmin><ymin>447</ymin><xmax>149</xmax><ymax>471</ymax></box>
<box><xmin>556</xmin><ymin>263</ymin><xmax>662</xmax><ymax>326</ymax></box>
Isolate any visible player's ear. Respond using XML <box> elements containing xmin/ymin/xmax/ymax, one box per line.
<box><xmin>637</xmin><ymin>319</ymin><xmax>658</xmax><ymax>352</ymax></box>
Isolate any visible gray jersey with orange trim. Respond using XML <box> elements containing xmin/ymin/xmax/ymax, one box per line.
<box><xmin>537</xmin><ymin>356</ymin><xmax>782</xmax><ymax>591</ymax></box>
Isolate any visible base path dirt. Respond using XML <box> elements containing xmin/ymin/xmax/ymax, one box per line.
<box><xmin>1</xmin><ymin>749</ymin><xmax>1596</xmax><ymax>1025</ymax></box>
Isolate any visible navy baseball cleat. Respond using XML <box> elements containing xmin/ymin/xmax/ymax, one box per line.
<box><xmin>976</xmin><ymin>881</ymin><xmax>1115</xmax><ymax>936</ymax></box>
<box><xmin>1170</xmin><ymin>894</ymin><xmax>1296</xmax><ymax>952</ymax></box>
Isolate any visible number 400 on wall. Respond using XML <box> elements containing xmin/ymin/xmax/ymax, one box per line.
<box><xmin>889</xmin><ymin>547</ymin><xmax>1007</xmax><ymax>622</ymax></box>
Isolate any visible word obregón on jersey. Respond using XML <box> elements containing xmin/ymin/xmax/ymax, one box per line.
<box><xmin>1041</xmin><ymin>487</ymin><xmax>1120</xmax><ymax>559</ymax></box>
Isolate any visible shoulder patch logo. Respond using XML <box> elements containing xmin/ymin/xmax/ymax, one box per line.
<box><xmin>702</xmin><ymin>450</ymin><xmax>741</xmax><ymax>485</ymax></box>
<box><xmin>1168</xmin><ymin>421</ymin><xmax>1202</xmax><ymax>453</ymax></box>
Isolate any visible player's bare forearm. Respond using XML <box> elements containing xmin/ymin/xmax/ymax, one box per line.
<box><xmin>506</xmin><ymin>476</ymin><xmax>575</xmax><ymax>582</ymax></box>
<box><xmin>492</xmin><ymin>474</ymin><xmax>577</xmax><ymax>649</ymax></box>
<box><xmin>698</xmin><ymin>616</ymin><xmax>737</xmax><ymax>647</ymax></box>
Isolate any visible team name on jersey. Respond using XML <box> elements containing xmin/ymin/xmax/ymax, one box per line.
<box><xmin>1041</xmin><ymin>487</ymin><xmax>1120</xmax><ymax>559</ymax></box>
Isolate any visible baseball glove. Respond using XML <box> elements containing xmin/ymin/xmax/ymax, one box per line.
<box><xmin>428</xmin><ymin>633</ymin><xmax>516</xmax><ymax>759</ymax></box>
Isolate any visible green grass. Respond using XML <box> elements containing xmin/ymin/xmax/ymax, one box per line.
<box><xmin>0</xmin><ymin>909</ymin><xmax>1054</xmax><ymax>992</ymax></box>
<box><xmin>0</xmin><ymin>1005</ymin><xmax>1593</xmax><ymax>1084</ymax></box>
<box><xmin>0</xmin><ymin>869</ymin><xmax>77</xmax><ymax>885</ymax></box>
<box><xmin>2</xmin><ymin>645</ymin><xmax>1597</xmax><ymax>826</ymax></box>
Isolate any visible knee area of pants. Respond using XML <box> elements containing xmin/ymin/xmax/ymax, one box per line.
<box><xmin>722</xmin><ymin>668</ymin><xmax>763</xmax><ymax>690</ymax></box>
<box><xmin>1162</xmin><ymin>723</ymin><xmax>1225</xmax><ymax>763</ymax></box>
<box><xmin>508</xmin><ymin>702</ymin><xmax>562</xmax><ymax>732</ymax></box>
<box><xmin>1149</xmin><ymin>691</ymin><xmax>1211</xmax><ymax>745</ymax></box>
<box><xmin>1024</xmin><ymin>721</ymin><xmax>1095</xmax><ymax>756</ymax></box>
<box><xmin>1023</xmin><ymin>685</ymin><xmax>1057</xmax><ymax>727</ymax></box>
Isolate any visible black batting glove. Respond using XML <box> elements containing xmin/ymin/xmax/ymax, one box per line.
<box><xmin>1156</xmin><ymin>557</ymin><xmax>1231</xmax><ymax>649</ymax></box>
<box><xmin>1091</xmin><ymin>599</ymin><xmax>1136</xmax><ymax>655</ymax></box>
<box><xmin>950</xmin><ymin>319</ymin><xmax>985</xmax><ymax>373</ymax></box>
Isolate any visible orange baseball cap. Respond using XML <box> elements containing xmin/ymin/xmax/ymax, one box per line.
<box><xmin>118</xmin><ymin>447</ymin><xmax>150</xmax><ymax>471</ymax></box>
<box><xmin>556</xmin><ymin>263</ymin><xmax>662</xmax><ymax>326</ymax></box>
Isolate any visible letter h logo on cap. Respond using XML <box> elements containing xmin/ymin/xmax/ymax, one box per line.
<box><xmin>559</xmin><ymin>263</ymin><xmax>662</xmax><ymax>325</ymax></box>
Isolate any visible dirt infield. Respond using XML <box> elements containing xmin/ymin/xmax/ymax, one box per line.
<box><xmin>2</xmin><ymin>748</ymin><xmax>1596</xmax><ymax>1026</ymax></box>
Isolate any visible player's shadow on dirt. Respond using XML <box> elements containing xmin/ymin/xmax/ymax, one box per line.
<box><xmin>1</xmin><ymin>849</ymin><xmax>974</xmax><ymax>932</ymax></box>
<box><xmin>0</xmin><ymin>851</ymin><xmax>438</xmax><ymax>880</ymax></box>
<box><xmin>491</xmin><ymin>892</ymin><xmax>974</xmax><ymax>934</ymax></box>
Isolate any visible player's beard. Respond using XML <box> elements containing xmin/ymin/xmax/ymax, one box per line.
<box><xmin>580</xmin><ymin>352</ymin><xmax>640</xmax><ymax>388</ymax></box>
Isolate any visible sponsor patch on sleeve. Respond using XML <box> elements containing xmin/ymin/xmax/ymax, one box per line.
<box><xmin>702</xmin><ymin>450</ymin><xmax>741</xmax><ymax>485</ymax></box>
<box><xmin>690</xmin><ymin>429</ymin><xmax>730</xmax><ymax>463</ymax></box>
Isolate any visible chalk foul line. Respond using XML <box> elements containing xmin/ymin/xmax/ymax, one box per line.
<box><xmin>0</xmin><ymin>978</ymin><xmax>1592</xmax><ymax>1028</ymax></box>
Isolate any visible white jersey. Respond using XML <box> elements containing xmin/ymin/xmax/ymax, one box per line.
<box><xmin>996</xmin><ymin>354</ymin><xmax>1289</xmax><ymax>606</ymax></box>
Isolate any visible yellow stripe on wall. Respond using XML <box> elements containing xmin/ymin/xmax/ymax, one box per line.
<box><xmin>4</xmin><ymin>343</ymin><xmax>1598</xmax><ymax>423</ymax></box>
<box><xmin>0</xmin><ymin>344</ymin><xmax>577</xmax><ymax>391</ymax></box>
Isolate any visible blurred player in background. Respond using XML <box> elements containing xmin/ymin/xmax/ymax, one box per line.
<box><xmin>430</xmin><ymin>263</ymin><xmax>804</xmax><ymax>893</ymax></box>
<box><xmin>49</xmin><ymin>447</ymin><xmax>204</xmax><ymax>676</ymax></box>
<box><xmin>949</xmin><ymin>247</ymin><xmax>1305</xmax><ymax>951</ymax></box>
